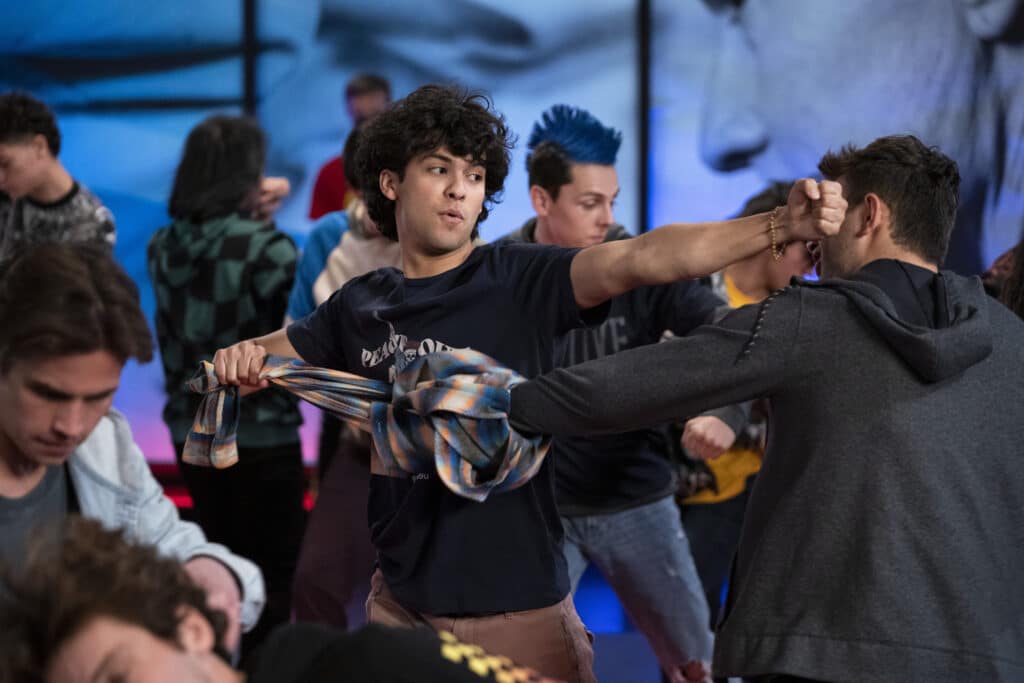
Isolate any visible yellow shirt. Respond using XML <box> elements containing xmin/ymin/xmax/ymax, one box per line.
<box><xmin>684</xmin><ymin>273</ymin><xmax>763</xmax><ymax>505</ymax></box>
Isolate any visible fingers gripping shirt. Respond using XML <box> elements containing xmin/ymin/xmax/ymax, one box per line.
<box><xmin>183</xmin><ymin>350</ymin><xmax>550</xmax><ymax>502</ymax></box>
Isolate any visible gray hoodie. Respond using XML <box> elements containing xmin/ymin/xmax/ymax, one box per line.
<box><xmin>511</xmin><ymin>260</ymin><xmax>1024</xmax><ymax>681</ymax></box>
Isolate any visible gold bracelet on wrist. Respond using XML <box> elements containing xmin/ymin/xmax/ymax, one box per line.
<box><xmin>768</xmin><ymin>206</ymin><xmax>784</xmax><ymax>261</ymax></box>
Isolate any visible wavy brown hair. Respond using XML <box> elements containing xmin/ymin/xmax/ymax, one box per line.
<box><xmin>0</xmin><ymin>517</ymin><xmax>229</xmax><ymax>682</ymax></box>
<box><xmin>0</xmin><ymin>242</ymin><xmax>152</xmax><ymax>373</ymax></box>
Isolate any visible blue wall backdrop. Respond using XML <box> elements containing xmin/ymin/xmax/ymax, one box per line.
<box><xmin>649</xmin><ymin>0</ymin><xmax>1024</xmax><ymax>271</ymax></box>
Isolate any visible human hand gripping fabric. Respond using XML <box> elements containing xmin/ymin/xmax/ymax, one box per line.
<box><xmin>212</xmin><ymin>339</ymin><xmax>271</xmax><ymax>396</ymax></box>
<box><xmin>186</xmin><ymin>351</ymin><xmax>551</xmax><ymax>502</ymax></box>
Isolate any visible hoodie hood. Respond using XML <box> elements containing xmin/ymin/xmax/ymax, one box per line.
<box><xmin>801</xmin><ymin>263</ymin><xmax>993</xmax><ymax>383</ymax></box>
<box><xmin>148</xmin><ymin>214</ymin><xmax>269</xmax><ymax>288</ymax></box>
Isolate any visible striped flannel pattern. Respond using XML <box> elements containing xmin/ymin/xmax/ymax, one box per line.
<box><xmin>183</xmin><ymin>350</ymin><xmax>550</xmax><ymax>502</ymax></box>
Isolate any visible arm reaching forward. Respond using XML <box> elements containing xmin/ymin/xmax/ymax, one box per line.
<box><xmin>509</xmin><ymin>289</ymin><xmax>805</xmax><ymax>437</ymax></box>
<box><xmin>570</xmin><ymin>179</ymin><xmax>845</xmax><ymax>309</ymax></box>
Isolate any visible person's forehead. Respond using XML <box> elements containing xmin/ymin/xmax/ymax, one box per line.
<box><xmin>418</xmin><ymin>146</ymin><xmax>484</xmax><ymax>168</ymax></box>
<box><xmin>347</xmin><ymin>91</ymin><xmax>388</xmax><ymax>112</ymax></box>
<box><xmin>0</xmin><ymin>140</ymin><xmax>33</xmax><ymax>158</ymax></box>
<box><xmin>565</xmin><ymin>162</ymin><xmax>619</xmax><ymax>194</ymax></box>
<box><xmin>16</xmin><ymin>351</ymin><xmax>123</xmax><ymax>390</ymax></box>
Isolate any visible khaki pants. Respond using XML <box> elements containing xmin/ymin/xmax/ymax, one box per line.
<box><xmin>367</xmin><ymin>569</ymin><xmax>596</xmax><ymax>682</ymax></box>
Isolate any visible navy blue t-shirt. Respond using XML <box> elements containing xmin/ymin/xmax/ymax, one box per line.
<box><xmin>287</xmin><ymin>242</ymin><xmax>604</xmax><ymax>615</ymax></box>
<box><xmin>553</xmin><ymin>281</ymin><xmax>724</xmax><ymax>515</ymax></box>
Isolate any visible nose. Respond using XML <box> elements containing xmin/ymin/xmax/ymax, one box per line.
<box><xmin>699</xmin><ymin>17</ymin><xmax>769</xmax><ymax>172</ymax></box>
<box><xmin>446</xmin><ymin>174</ymin><xmax>467</xmax><ymax>201</ymax></box>
<box><xmin>53</xmin><ymin>400</ymin><xmax>89</xmax><ymax>443</ymax></box>
<box><xmin>599</xmin><ymin>201</ymin><xmax>614</xmax><ymax>228</ymax></box>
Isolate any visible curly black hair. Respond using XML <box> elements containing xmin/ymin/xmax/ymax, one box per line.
<box><xmin>0</xmin><ymin>517</ymin><xmax>229</xmax><ymax>682</ymax></box>
<box><xmin>353</xmin><ymin>84</ymin><xmax>514</xmax><ymax>241</ymax></box>
<box><xmin>819</xmin><ymin>134</ymin><xmax>960</xmax><ymax>266</ymax></box>
<box><xmin>0</xmin><ymin>92</ymin><xmax>61</xmax><ymax>156</ymax></box>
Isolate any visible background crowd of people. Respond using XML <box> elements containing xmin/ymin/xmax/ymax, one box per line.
<box><xmin>1</xmin><ymin>43</ymin><xmax>1023</xmax><ymax>682</ymax></box>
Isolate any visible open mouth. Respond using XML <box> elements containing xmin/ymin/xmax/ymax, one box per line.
<box><xmin>440</xmin><ymin>208</ymin><xmax>464</xmax><ymax>222</ymax></box>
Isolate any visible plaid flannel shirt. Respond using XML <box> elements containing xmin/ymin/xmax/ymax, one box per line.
<box><xmin>183</xmin><ymin>349</ymin><xmax>550</xmax><ymax>502</ymax></box>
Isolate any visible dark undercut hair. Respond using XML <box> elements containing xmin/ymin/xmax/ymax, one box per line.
<box><xmin>818</xmin><ymin>135</ymin><xmax>960</xmax><ymax>265</ymax></box>
<box><xmin>354</xmin><ymin>84</ymin><xmax>514</xmax><ymax>241</ymax></box>
<box><xmin>0</xmin><ymin>242</ymin><xmax>153</xmax><ymax>373</ymax></box>
<box><xmin>0</xmin><ymin>91</ymin><xmax>61</xmax><ymax>156</ymax></box>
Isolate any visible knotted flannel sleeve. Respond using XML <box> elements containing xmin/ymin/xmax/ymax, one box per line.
<box><xmin>183</xmin><ymin>350</ymin><xmax>550</xmax><ymax>502</ymax></box>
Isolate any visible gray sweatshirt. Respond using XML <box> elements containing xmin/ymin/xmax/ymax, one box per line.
<box><xmin>510</xmin><ymin>260</ymin><xmax>1024</xmax><ymax>681</ymax></box>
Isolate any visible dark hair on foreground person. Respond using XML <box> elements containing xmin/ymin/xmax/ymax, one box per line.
<box><xmin>354</xmin><ymin>84</ymin><xmax>514</xmax><ymax>241</ymax></box>
<box><xmin>0</xmin><ymin>241</ymin><xmax>153</xmax><ymax>373</ymax></box>
<box><xmin>0</xmin><ymin>516</ymin><xmax>230</xmax><ymax>681</ymax></box>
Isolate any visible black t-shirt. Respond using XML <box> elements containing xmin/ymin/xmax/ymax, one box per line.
<box><xmin>553</xmin><ymin>281</ymin><xmax>724</xmax><ymax>515</ymax></box>
<box><xmin>287</xmin><ymin>242</ymin><xmax>604</xmax><ymax>615</ymax></box>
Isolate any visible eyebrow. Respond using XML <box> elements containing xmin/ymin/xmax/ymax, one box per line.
<box><xmin>26</xmin><ymin>379</ymin><xmax>119</xmax><ymax>402</ymax></box>
<box><xmin>578</xmin><ymin>189</ymin><xmax>620</xmax><ymax>200</ymax></box>
<box><xmin>423</xmin><ymin>152</ymin><xmax>484</xmax><ymax>170</ymax></box>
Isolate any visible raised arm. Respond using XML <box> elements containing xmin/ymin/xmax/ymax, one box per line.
<box><xmin>569</xmin><ymin>179</ymin><xmax>845</xmax><ymax>309</ymax></box>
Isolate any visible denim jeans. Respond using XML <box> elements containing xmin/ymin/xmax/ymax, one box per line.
<box><xmin>562</xmin><ymin>495</ymin><xmax>713</xmax><ymax>679</ymax></box>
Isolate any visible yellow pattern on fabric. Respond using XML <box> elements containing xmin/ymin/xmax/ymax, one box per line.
<box><xmin>437</xmin><ymin>631</ymin><xmax>553</xmax><ymax>680</ymax></box>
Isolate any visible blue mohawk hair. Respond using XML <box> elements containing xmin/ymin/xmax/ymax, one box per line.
<box><xmin>527</xmin><ymin>105</ymin><xmax>622</xmax><ymax>165</ymax></box>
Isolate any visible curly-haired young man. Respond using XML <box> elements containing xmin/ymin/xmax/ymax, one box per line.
<box><xmin>0</xmin><ymin>92</ymin><xmax>115</xmax><ymax>260</ymax></box>
<box><xmin>212</xmin><ymin>84</ymin><xmax>846</xmax><ymax>682</ymax></box>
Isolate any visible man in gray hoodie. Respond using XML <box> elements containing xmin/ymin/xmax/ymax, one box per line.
<box><xmin>509</xmin><ymin>134</ymin><xmax>1024</xmax><ymax>682</ymax></box>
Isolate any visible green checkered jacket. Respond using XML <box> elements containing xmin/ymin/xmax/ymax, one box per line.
<box><xmin>147</xmin><ymin>214</ymin><xmax>302</xmax><ymax>448</ymax></box>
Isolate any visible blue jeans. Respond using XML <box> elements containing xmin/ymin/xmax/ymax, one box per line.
<box><xmin>562</xmin><ymin>495</ymin><xmax>713</xmax><ymax>678</ymax></box>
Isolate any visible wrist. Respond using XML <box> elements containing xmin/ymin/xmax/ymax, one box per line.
<box><xmin>767</xmin><ymin>206</ymin><xmax>788</xmax><ymax>260</ymax></box>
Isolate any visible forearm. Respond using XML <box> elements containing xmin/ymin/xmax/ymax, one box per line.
<box><xmin>510</xmin><ymin>296</ymin><xmax>802</xmax><ymax>438</ymax></box>
<box><xmin>511</xmin><ymin>329</ymin><xmax>766</xmax><ymax>437</ymax></box>
<box><xmin>571</xmin><ymin>210</ymin><xmax>790</xmax><ymax>309</ymax></box>
<box><xmin>253</xmin><ymin>327</ymin><xmax>300</xmax><ymax>358</ymax></box>
<box><xmin>640</xmin><ymin>210</ymin><xmax>791</xmax><ymax>282</ymax></box>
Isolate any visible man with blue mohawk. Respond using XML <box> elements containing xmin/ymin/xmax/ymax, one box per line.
<box><xmin>503</xmin><ymin>105</ymin><xmax>741</xmax><ymax>682</ymax></box>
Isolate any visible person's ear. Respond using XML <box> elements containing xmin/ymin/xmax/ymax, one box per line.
<box><xmin>176</xmin><ymin>606</ymin><xmax>217</xmax><ymax>655</ymax></box>
<box><xmin>858</xmin><ymin>192</ymin><xmax>890</xmax><ymax>238</ymax></box>
<box><xmin>379</xmin><ymin>169</ymin><xmax>399</xmax><ymax>201</ymax></box>
<box><xmin>959</xmin><ymin>0</ymin><xmax>1024</xmax><ymax>40</ymax></box>
<box><xmin>32</xmin><ymin>134</ymin><xmax>49</xmax><ymax>158</ymax></box>
<box><xmin>529</xmin><ymin>185</ymin><xmax>553</xmax><ymax>216</ymax></box>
